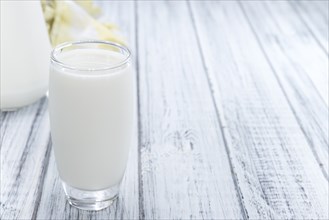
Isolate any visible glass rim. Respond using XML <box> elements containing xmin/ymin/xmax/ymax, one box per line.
<box><xmin>50</xmin><ymin>40</ymin><xmax>131</xmax><ymax>72</ymax></box>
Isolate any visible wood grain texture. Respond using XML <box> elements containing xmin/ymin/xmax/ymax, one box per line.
<box><xmin>258</xmin><ymin>1</ymin><xmax>329</xmax><ymax>108</ymax></box>
<box><xmin>137</xmin><ymin>1</ymin><xmax>243</xmax><ymax>219</ymax></box>
<box><xmin>249</xmin><ymin>1</ymin><xmax>329</xmax><ymax>108</ymax></box>
<box><xmin>1</xmin><ymin>98</ymin><xmax>51</xmax><ymax>219</ymax></box>
<box><xmin>190</xmin><ymin>1</ymin><xmax>329</xmax><ymax>219</ymax></box>
<box><xmin>291</xmin><ymin>0</ymin><xmax>329</xmax><ymax>54</ymax></box>
<box><xmin>35</xmin><ymin>2</ymin><xmax>139</xmax><ymax>219</ymax></box>
<box><xmin>240</xmin><ymin>0</ymin><xmax>329</xmax><ymax>180</ymax></box>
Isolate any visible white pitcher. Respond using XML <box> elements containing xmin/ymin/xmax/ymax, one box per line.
<box><xmin>1</xmin><ymin>1</ymin><xmax>51</xmax><ymax>110</ymax></box>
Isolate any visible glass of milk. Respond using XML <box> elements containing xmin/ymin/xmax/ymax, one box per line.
<box><xmin>49</xmin><ymin>40</ymin><xmax>134</xmax><ymax>211</ymax></box>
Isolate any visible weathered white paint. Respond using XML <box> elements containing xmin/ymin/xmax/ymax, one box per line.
<box><xmin>240</xmin><ymin>0</ymin><xmax>329</xmax><ymax>180</ymax></box>
<box><xmin>136</xmin><ymin>1</ymin><xmax>243</xmax><ymax>219</ymax></box>
<box><xmin>190</xmin><ymin>1</ymin><xmax>328</xmax><ymax>219</ymax></box>
<box><xmin>291</xmin><ymin>0</ymin><xmax>329</xmax><ymax>54</ymax></box>
<box><xmin>249</xmin><ymin>1</ymin><xmax>329</xmax><ymax>107</ymax></box>
<box><xmin>0</xmin><ymin>98</ymin><xmax>51</xmax><ymax>219</ymax></box>
<box><xmin>1</xmin><ymin>1</ymin><xmax>328</xmax><ymax>219</ymax></box>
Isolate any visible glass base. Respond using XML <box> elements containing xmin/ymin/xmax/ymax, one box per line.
<box><xmin>62</xmin><ymin>181</ymin><xmax>119</xmax><ymax>211</ymax></box>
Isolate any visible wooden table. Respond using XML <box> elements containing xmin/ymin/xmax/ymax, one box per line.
<box><xmin>1</xmin><ymin>1</ymin><xmax>328</xmax><ymax>219</ymax></box>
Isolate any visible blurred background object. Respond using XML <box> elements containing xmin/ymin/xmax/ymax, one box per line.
<box><xmin>41</xmin><ymin>0</ymin><xmax>125</xmax><ymax>46</ymax></box>
<box><xmin>0</xmin><ymin>0</ymin><xmax>125</xmax><ymax>111</ymax></box>
<box><xmin>0</xmin><ymin>0</ymin><xmax>51</xmax><ymax>110</ymax></box>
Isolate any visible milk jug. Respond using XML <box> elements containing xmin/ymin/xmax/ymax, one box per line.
<box><xmin>1</xmin><ymin>1</ymin><xmax>51</xmax><ymax>110</ymax></box>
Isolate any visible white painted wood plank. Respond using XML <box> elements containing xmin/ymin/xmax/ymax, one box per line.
<box><xmin>312</xmin><ymin>0</ymin><xmax>329</xmax><ymax>18</ymax></box>
<box><xmin>137</xmin><ymin>1</ymin><xmax>243</xmax><ymax>219</ymax></box>
<box><xmin>0</xmin><ymin>98</ymin><xmax>51</xmax><ymax>219</ymax></box>
<box><xmin>291</xmin><ymin>0</ymin><xmax>329</xmax><ymax>54</ymax></box>
<box><xmin>190</xmin><ymin>1</ymin><xmax>329</xmax><ymax>219</ymax></box>
<box><xmin>35</xmin><ymin>2</ymin><xmax>139</xmax><ymax>219</ymax></box>
<box><xmin>240</xmin><ymin>0</ymin><xmax>329</xmax><ymax>180</ymax></box>
<box><xmin>253</xmin><ymin>1</ymin><xmax>329</xmax><ymax>107</ymax></box>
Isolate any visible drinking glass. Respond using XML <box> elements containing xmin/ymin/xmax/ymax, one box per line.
<box><xmin>49</xmin><ymin>40</ymin><xmax>134</xmax><ymax>210</ymax></box>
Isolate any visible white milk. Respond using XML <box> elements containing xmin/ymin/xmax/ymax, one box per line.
<box><xmin>0</xmin><ymin>1</ymin><xmax>50</xmax><ymax>110</ymax></box>
<box><xmin>49</xmin><ymin>49</ymin><xmax>134</xmax><ymax>191</ymax></box>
